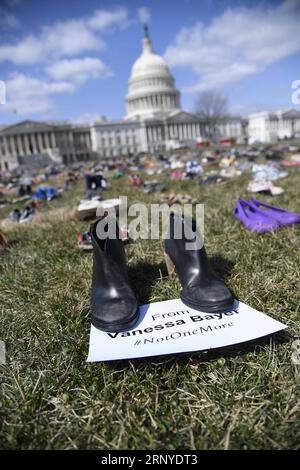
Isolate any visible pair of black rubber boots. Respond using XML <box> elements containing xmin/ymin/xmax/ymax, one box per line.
<box><xmin>90</xmin><ymin>212</ymin><xmax>234</xmax><ymax>332</ymax></box>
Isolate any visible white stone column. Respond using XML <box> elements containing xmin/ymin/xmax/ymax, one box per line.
<box><xmin>32</xmin><ymin>134</ymin><xmax>38</xmax><ymax>153</ymax></box>
<box><xmin>51</xmin><ymin>131</ymin><xmax>56</xmax><ymax>148</ymax></box>
<box><xmin>17</xmin><ymin>135</ymin><xmax>23</xmax><ymax>155</ymax></box>
<box><xmin>44</xmin><ymin>132</ymin><xmax>50</xmax><ymax>149</ymax></box>
<box><xmin>187</xmin><ymin>124</ymin><xmax>191</xmax><ymax>139</ymax></box>
<box><xmin>178</xmin><ymin>124</ymin><xmax>182</xmax><ymax>140</ymax></box>
<box><xmin>165</xmin><ymin>124</ymin><xmax>169</xmax><ymax>140</ymax></box>
<box><xmin>23</xmin><ymin>134</ymin><xmax>29</xmax><ymax>154</ymax></box>
<box><xmin>14</xmin><ymin>134</ymin><xmax>20</xmax><ymax>155</ymax></box>
<box><xmin>9</xmin><ymin>136</ymin><xmax>16</xmax><ymax>155</ymax></box>
<box><xmin>37</xmin><ymin>133</ymin><xmax>43</xmax><ymax>152</ymax></box>
<box><xmin>3</xmin><ymin>136</ymin><xmax>9</xmax><ymax>155</ymax></box>
<box><xmin>12</xmin><ymin>136</ymin><xmax>17</xmax><ymax>155</ymax></box>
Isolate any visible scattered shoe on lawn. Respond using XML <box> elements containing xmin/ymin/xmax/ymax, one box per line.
<box><xmin>247</xmin><ymin>179</ymin><xmax>284</xmax><ymax>196</ymax></box>
<box><xmin>77</xmin><ymin>231</ymin><xmax>93</xmax><ymax>251</ymax></box>
<box><xmin>234</xmin><ymin>198</ymin><xmax>280</xmax><ymax>233</ymax></box>
<box><xmin>90</xmin><ymin>216</ymin><xmax>139</xmax><ymax>332</ymax></box>
<box><xmin>249</xmin><ymin>198</ymin><xmax>300</xmax><ymax>226</ymax></box>
<box><xmin>164</xmin><ymin>212</ymin><xmax>234</xmax><ymax>313</ymax></box>
<box><xmin>19</xmin><ymin>206</ymin><xmax>35</xmax><ymax>223</ymax></box>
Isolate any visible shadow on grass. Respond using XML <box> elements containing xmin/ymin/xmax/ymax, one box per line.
<box><xmin>103</xmin><ymin>329</ymin><xmax>292</xmax><ymax>371</ymax></box>
<box><xmin>127</xmin><ymin>253</ymin><xmax>236</xmax><ymax>303</ymax></box>
<box><xmin>210</xmin><ymin>254</ymin><xmax>238</xmax><ymax>300</ymax></box>
<box><xmin>210</xmin><ymin>254</ymin><xmax>235</xmax><ymax>281</ymax></box>
<box><xmin>127</xmin><ymin>260</ymin><xmax>166</xmax><ymax>304</ymax></box>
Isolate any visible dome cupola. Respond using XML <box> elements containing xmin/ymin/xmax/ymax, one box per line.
<box><xmin>125</xmin><ymin>25</ymin><xmax>181</xmax><ymax>120</ymax></box>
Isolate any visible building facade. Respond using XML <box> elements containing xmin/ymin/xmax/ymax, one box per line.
<box><xmin>0</xmin><ymin>120</ymin><xmax>93</xmax><ymax>171</ymax></box>
<box><xmin>214</xmin><ymin>116</ymin><xmax>248</xmax><ymax>143</ymax></box>
<box><xmin>0</xmin><ymin>26</ymin><xmax>253</xmax><ymax>171</ymax></box>
<box><xmin>248</xmin><ymin>109</ymin><xmax>300</xmax><ymax>143</ymax></box>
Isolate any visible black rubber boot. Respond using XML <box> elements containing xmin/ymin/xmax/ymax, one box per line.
<box><xmin>164</xmin><ymin>212</ymin><xmax>234</xmax><ymax>313</ymax></box>
<box><xmin>90</xmin><ymin>216</ymin><xmax>139</xmax><ymax>332</ymax></box>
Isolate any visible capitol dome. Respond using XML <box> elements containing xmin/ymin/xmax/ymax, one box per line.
<box><xmin>125</xmin><ymin>25</ymin><xmax>181</xmax><ymax>120</ymax></box>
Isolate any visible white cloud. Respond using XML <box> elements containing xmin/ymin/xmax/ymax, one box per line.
<box><xmin>0</xmin><ymin>35</ymin><xmax>44</xmax><ymax>65</ymax></box>
<box><xmin>137</xmin><ymin>7</ymin><xmax>151</xmax><ymax>24</ymax></box>
<box><xmin>41</xmin><ymin>19</ymin><xmax>104</xmax><ymax>58</ymax></box>
<box><xmin>2</xmin><ymin>73</ymin><xmax>76</xmax><ymax>115</ymax></box>
<box><xmin>46</xmin><ymin>57</ymin><xmax>112</xmax><ymax>83</ymax></box>
<box><xmin>0</xmin><ymin>7</ymin><xmax>127</xmax><ymax>116</ymax></box>
<box><xmin>0</xmin><ymin>7</ymin><xmax>129</xmax><ymax>65</ymax></box>
<box><xmin>88</xmin><ymin>8</ymin><xmax>128</xmax><ymax>31</ymax></box>
<box><xmin>164</xmin><ymin>0</ymin><xmax>300</xmax><ymax>92</ymax></box>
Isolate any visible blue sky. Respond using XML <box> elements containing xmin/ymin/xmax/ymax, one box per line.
<box><xmin>0</xmin><ymin>0</ymin><xmax>299</xmax><ymax>124</ymax></box>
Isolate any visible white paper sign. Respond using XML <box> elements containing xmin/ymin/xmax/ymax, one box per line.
<box><xmin>87</xmin><ymin>299</ymin><xmax>287</xmax><ymax>362</ymax></box>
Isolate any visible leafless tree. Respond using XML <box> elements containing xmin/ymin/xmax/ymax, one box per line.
<box><xmin>195</xmin><ymin>90</ymin><xmax>228</xmax><ymax>140</ymax></box>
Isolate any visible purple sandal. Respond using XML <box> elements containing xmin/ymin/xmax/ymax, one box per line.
<box><xmin>234</xmin><ymin>198</ymin><xmax>280</xmax><ymax>233</ymax></box>
<box><xmin>249</xmin><ymin>198</ymin><xmax>300</xmax><ymax>226</ymax></box>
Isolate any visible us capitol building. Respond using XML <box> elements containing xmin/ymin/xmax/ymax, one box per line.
<box><xmin>90</xmin><ymin>25</ymin><xmax>232</xmax><ymax>157</ymax></box>
<box><xmin>1</xmin><ymin>26</ymin><xmax>299</xmax><ymax>171</ymax></box>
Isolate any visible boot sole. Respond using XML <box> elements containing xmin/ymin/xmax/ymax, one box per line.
<box><xmin>180</xmin><ymin>295</ymin><xmax>235</xmax><ymax>313</ymax></box>
<box><xmin>91</xmin><ymin>307</ymin><xmax>140</xmax><ymax>333</ymax></box>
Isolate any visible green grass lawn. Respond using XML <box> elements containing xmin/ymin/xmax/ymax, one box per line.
<box><xmin>0</xmin><ymin>169</ymin><xmax>300</xmax><ymax>449</ymax></box>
